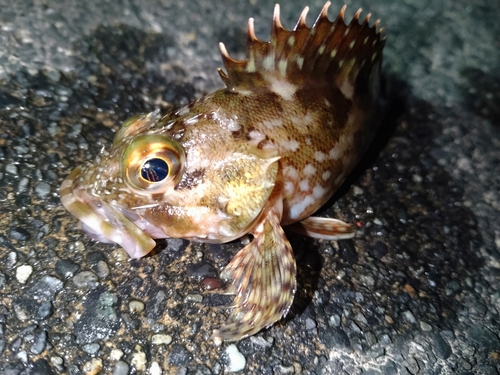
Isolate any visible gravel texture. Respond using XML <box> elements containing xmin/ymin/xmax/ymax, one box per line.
<box><xmin>1</xmin><ymin>0</ymin><xmax>500</xmax><ymax>374</ymax></box>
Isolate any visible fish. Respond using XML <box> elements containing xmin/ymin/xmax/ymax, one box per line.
<box><xmin>60</xmin><ymin>1</ymin><xmax>385</xmax><ymax>344</ymax></box>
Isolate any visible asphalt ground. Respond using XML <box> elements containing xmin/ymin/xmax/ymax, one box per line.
<box><xmin>0</xmin><ymin>0</ymin><xmax>499</xmax><ymax>374</ymax></box>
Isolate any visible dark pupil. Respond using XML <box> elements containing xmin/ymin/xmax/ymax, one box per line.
<box><xmin>141</xmin><ymin>158</ymin><xmax>169</xmax><ymax>182</ymax></box>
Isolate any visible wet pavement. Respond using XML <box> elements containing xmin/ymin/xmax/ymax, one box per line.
<box><xmin>1</xmin><ymin>0</ymin><xmax>499</xmax><ymax>374</ymax></box>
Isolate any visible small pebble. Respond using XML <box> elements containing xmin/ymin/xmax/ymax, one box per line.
<box><xmin>149</xmin><ymin>361</ymin><xmax>162</xmax><ymax>375</ymax></box>
<box><xmin>73</xmin><ymin>271</ymin><xmax>99</xmax><ymax>289</ymax></box>
<box><xmin>113</xmin><ymin>361</ymin><xmax>130</xmax><ymax>375</ymax></box>
<box><xmin>385</xmin><ymin>315</ymin><xmax>394</xmax><ymax>324</ymax></box>
<box><xmin>30</xmin><ymin>330</ymin><xmax>47</xmax><ymax>354</ymax></box>
<box><xmin>224</xmin><ymin>344</ymin><xmax>246</xmax><ymax>372</ymax></box>
<box><xmin>131</xmin><ymin>345</ymin><xmax>147</xmax><ymax>372</ymax></box>
<box><xmin>152</xmin><ymin>334</ymin><xmax>173</xmax><ymax>345</ymax></box>
<box><xmin>111</xmin><ymin>248</ymin><xmax>129</xmax><ymax>263</ymax></box>
<box><xmin>36</xmin><ymin>302</ymin><xmax>54</xmax><ymax>320</ymax></box>
<box><xmin>352</xmin><ymin>185</ymin><xmax>363</xmax><ymax>195</ymax></box>
<box><xmin>373</xmin><ymin>241</ymin><xmax>388</xmax><ymax>259</ymax></box>
<box><xmin>110</xmin><ymin>348</ymin><xmax>124</xmax><ymax>361</ymax></box>
<box><xmin>274</xmin><ymin>365</ymin><xmax>295</xmax><ymax>374</ymax></box>
<box><xmin>305</xmin><ymin>318</ymin><xmax>316</xmax><ymax>330</ymax></box>
<box><xmin>404</xmin><ymin>284</ymin><xmax>418</xmax><ymax>299</ymax></box>
<box><xmin>201</xmin><ymin>277</ymin><xmax>223</xmax><ymax>290</ymax></box>
<box><xmin>329</xmin><ymin>314</ymin><xmax>341</xmax><ymax>327</ymax></box>
<box><xmin>402</xmin><ymin>310</ymin><xmax>416</xmax><ymax>324</ymax></box>
<box><xmin>168</xmin><ymin>344</ymin><xmax>192</xmax><ymax>366</ymax></box>
<box><xmin>50</xmin><ymin>356</ymin><xmax>64</xmax><ymax>371</ymax></box>
<box><xmin>129</xmin><ymin>300</ymin><xmax>145</xmax><ymax>314</ymax></box>
<box><xmin>18</xmin><ymin>177</ymin><xmax>29</xmax><ymax>193</ymax></box>
<box><xmin>82</xmin><ymin>343</ymin><xmax>100</xmax><ymax>355</ymax></box>
<box><xmin>55</xmin><ymin>259</ymin><xmax>80</xmax><ymax>279</ymax></box>
<box><xmin>96</xmin><ymin>261</ymin><xmax>110</xmax><ymax>278</ymax></box>
<box><xmin>47</xmin><ymin>69</ymin><xmax>61</xmax><ymax>82</ymax></box>
<box><xmin>184</xmin><ymin>294</ymin><xmax>203</xmax><ymax>303</ymax></box>
<box><xmin>10</xmin><ymin>227</ymin><xmax>31</xmax><ymax>241</ymax></box>
<box><xmin>13</xmin><ymin>304</ymin><xmax>30</xmax><ymax>321</ymax></box>
<box><xmin>17</xmin><ymin>350</ymin><xmax>28</xmax><ymax>364</ymax></box>
<box><xmin>249</xmin><ymin>336</ymin><xmax>273</xmax><ymax>348</ymax></box>
<box><xmin>16</xmin><ymin>265</ymin><xmax>33</xmax><ymax>284</ymax></box>
<box><xmin>354</xmin><ymin>313</ymin><xmax>368</xmax><ymax>325</ymax></box>
<box><xmin>2</xmin><ymin>251</ymin><xmax>17</xmax><ymax>269</ymax></box>
<box><xmin>6</xmin><ymin>163</ymin><xmax>18</xmax><ymax>175</ymax></box>
<box><xmin>420</xmin><ymin>321</ymin><xmax>432</xmax><ymax>332</ymax></box>
<box><xmin>34</xmin><ymin>182</ymin><xmax>51</xmax><ymax>198</ymax></box>
<box><xmin>83</xmin><ymin>358</ymin><xmax>103</xmax><ymax>375</ymax></box>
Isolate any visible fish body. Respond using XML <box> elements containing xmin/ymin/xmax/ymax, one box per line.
<box><xmin>60</xmin><ymin>2</ymin><xmax>385</xmax><ymax>342</ymax></box>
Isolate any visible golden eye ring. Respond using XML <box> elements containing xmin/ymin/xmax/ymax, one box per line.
<box><xmin>121</xmin><ymin>134</ymin><xmax>185</xmax><ymax>194</ymax></box>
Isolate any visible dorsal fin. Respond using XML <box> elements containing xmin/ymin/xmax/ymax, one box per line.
<box><xmin>217</xmin><ymin>2</ymin><xmax>385</xmax><ymax>93</ymax></box>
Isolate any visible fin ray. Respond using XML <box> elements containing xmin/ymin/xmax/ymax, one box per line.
<box><xmin>286</xmin><ymin>216</ymin><xmax>356</xmax><ymax>240</ymax></box>
<box><xmin>218</xmin><ymin>2</ymin><xmax>384</xmax><ymax>92</ymax></box>
<box><xmin>213</xmin><ymin>203</ymin><xmax>296</xmax><ymax>343</ymax></box>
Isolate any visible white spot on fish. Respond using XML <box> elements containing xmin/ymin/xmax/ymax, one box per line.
<box><xmin>322</xmin><ymin>170</ymin><xmax>332</xmax><ymax>181</ymax></box>
<box><xmin>283</xmin><ymin>166</ymin><xmax>299</xmax><ymax>180</ymax></box>
<box><xmin>287</xmin><ymin>36</ymin><xmax>295</xmax><ymax>46</ymax></box>
<box><xmin>349</xmin><ymin>40</ymin><xmax>355</xmax><ymax>49</ymax></box>
<box><xmin>299</xmin><ymin>179</ymin><xmax>309</xmax><ymax>191</ymax></box>
<box><xmin>247</xmin><ymin>130</ymin><xmax>266</xmax><ymax>146</ymax></box>
<box><xmin>261</xmin><ymin>118</ymin><xmax>283</xmax><ymax>130</ymax></box>
<box><xmin>268</xmin><ymin>77</ymin><xmax>297</xmax><ymax>101</ymax></box>
<box><xmin>314</xmin><ymin>151</ymin><xmax>327</xmax><ymax>162</ymax></box>
<box><xmin>246</xmin><ymin>56</ymin><xmax>256</xmax><ymax>73</ymax></box>
<box><xmin>330</xmin><ymin>49</ymin><xmax>337</xmax><ymax>59</ymax></box>
<box><xmin>280</xmin><ymin>139</ymin><xmax>300</xmax><ymax>151</ymax></box>
<box><xmin>290</xmin><ymin>195</ymin><xmax>315</xmax><ymax>219</ymax></box>
<box><xmin>303</xmin><ymin>164</ymin><xmax>316</xmax><ymax>176</ymax></box>
<box><xmin>318</xmin><ymin>45</ymin><xmax>326</xmax><ymax>54</ymax></box>
<box><xmin>296</xmin><ymin>56</ymin><xmax>304</xmax><ymax>70</ymax></box>
<box><xmin>329</xmin><ymin>145</ymin><xmax>341</xmax><ymax>159</ymax></box>
<box><xmin>284</xmin><ymin>181</ymin><xmax>295</xmax><ymax>195</ymax></box>
<box><xmin>313</xmin><ymin>185</ymin><xmax>326</xmax><ymax>199</ymax></box>
<box><xmin>263</xmin><ymin>54</ymin><xmax>275</xmax><ymax>70</ymax></box>
<box><xmin>338</xmin><ymin>79</ymin><xmax>354</xmax><ymax>99</ymax></box>
<box><xmin>226</xmin><ymin>118</ymin><xmax>241</xmax><ymax>132</ymax></box>
<box><xmin>278</xmin><ymin>59</ymin><xmax>288</xmax><ymax>76</ymax></box>
<box><xmin>302</xmin><ymin>112</ymin><xmax>314</xmax><ymax>126</ymax></box>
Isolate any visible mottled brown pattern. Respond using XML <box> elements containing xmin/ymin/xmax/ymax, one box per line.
<box><xmin>175</xmin><ymin>168</ymin><xmax>205</xmax><ymax>190</ymax></box>
<box><xmin>60</xmin><ymin>2</ymin><xmax>385</xmax><ymax>343</ymax></box>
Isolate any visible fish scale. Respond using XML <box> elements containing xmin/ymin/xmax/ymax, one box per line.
<box><xmin>60</xmin><ymin>2</ymin><xmax>385</xmax><ymax>343</ymax></box>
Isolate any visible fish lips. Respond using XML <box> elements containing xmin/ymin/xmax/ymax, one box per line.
<box><xmin>60</xmin><ymin>166</ymin><xmax>157</xmax><ymax>258</ymax></box>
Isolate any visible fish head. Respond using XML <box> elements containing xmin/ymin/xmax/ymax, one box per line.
<box><xmin>60</xmin><ymin>111</ymin><xmax>279</xmax><ymax>258</ymax></box>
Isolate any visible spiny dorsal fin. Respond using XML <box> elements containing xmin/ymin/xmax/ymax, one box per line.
<box><xmin>217</xmin><ymin>2</ymin><xmax>385</xmax><ymax>93</ymax></box>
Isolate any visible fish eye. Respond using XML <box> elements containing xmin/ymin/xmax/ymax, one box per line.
<box><xmin>141</xmin><ymin>158</ymin><xmax>169</xmax><ymax>182</ymax></box>
<box><xmin>121</xmin><ymin>135</ymin><xmax>185</xmax><ymax>194</ymax></box>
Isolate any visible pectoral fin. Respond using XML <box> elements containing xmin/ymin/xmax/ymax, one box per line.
<box><xmin>212</xmin><ymin>203</ymin><xmax>296</xmax><ymax>343</ymax></box>
<box><xmin>286</xmin><ymin>216</ymin><xmax>356</xmax><ymax>240</ymax></box>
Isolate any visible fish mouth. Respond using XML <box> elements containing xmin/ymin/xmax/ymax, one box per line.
<box><xmin>60</xmin><ymin>166</ymin><xmax>157</xmax><ymax>258</ymax></box>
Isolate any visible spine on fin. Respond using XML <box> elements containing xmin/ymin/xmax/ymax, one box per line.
<box><xmin>218</xmin><ymin>1</ymin><xmax>385</xmax><ymax>92</ymax></box>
